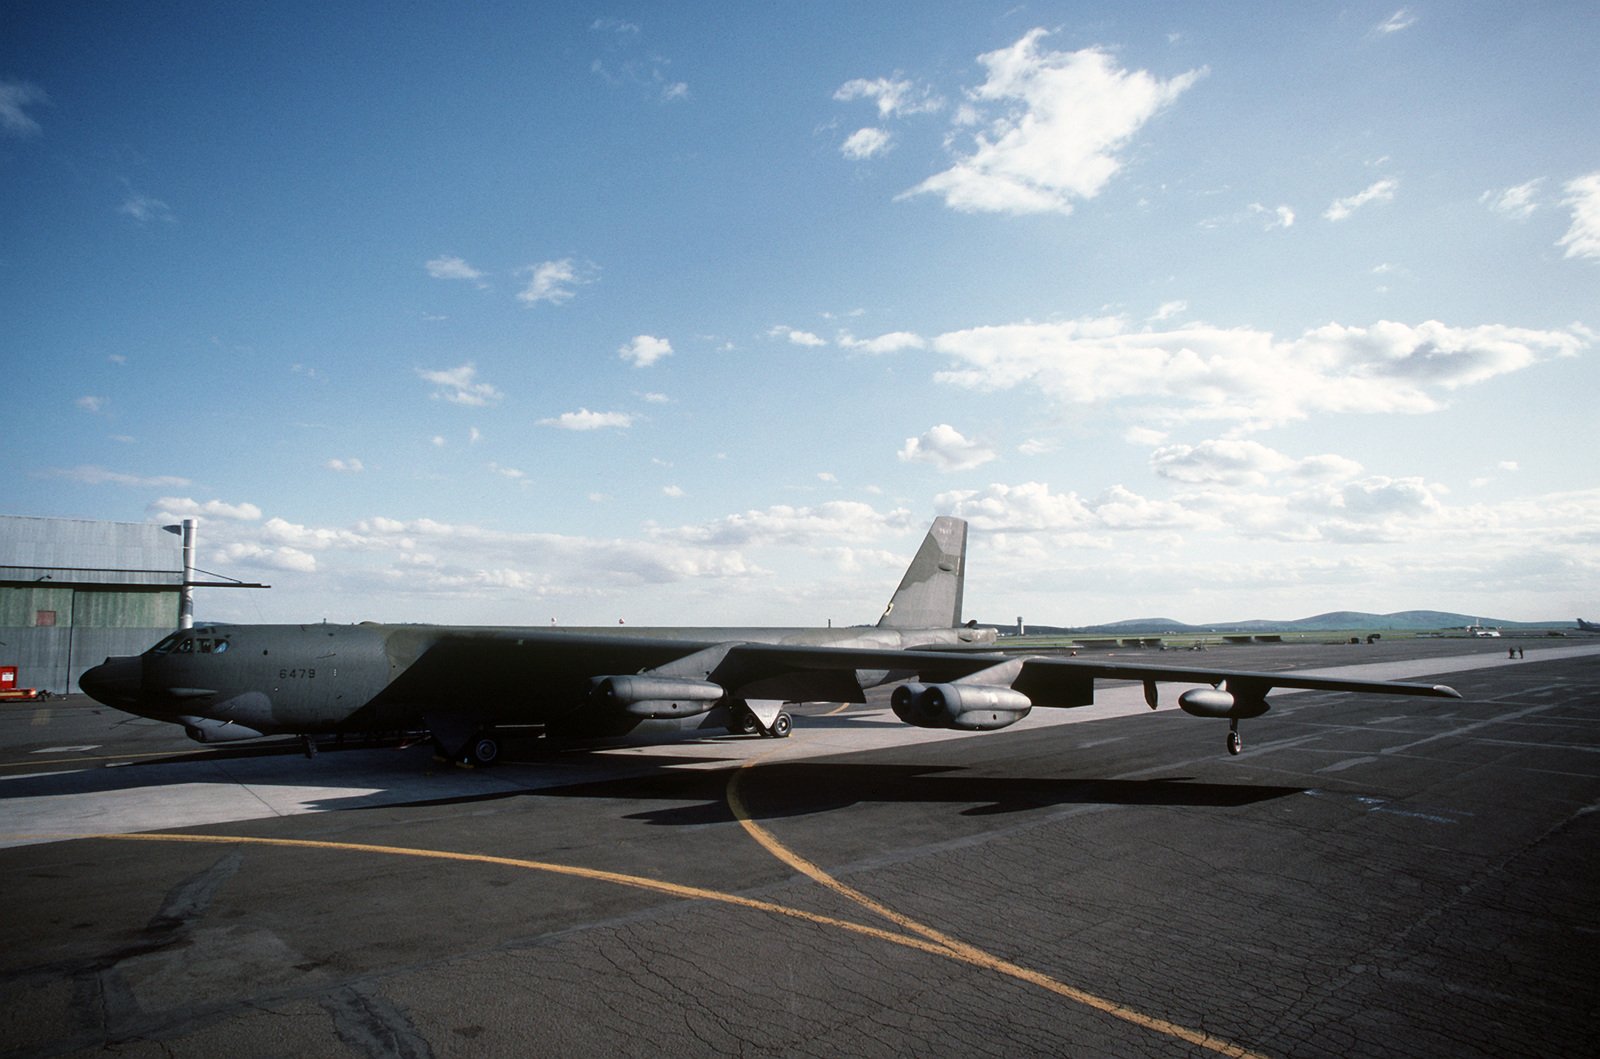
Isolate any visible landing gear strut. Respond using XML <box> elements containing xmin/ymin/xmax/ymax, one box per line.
<box><xmin>1227</xmin><ymin>721</ymin><xmax>1242</xmax><ymax>756</ymax></box>
<box><xmin>302</xmin><ymin>735</ymin><xmax>318</xmax><ymax>759</ymax></box>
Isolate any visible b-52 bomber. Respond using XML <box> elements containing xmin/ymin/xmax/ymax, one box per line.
<box><xmin>80</xmin><ymin>517</ymin><xmax>1459</xmax><ymax>765</ymax></box>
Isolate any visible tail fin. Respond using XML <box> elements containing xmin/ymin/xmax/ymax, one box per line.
<box><xmin>877</xmin><ymin>517</ymin><xmax>968</xmax><ymax>629</ymax></box>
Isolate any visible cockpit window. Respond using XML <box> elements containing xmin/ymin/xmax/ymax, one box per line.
<box><xmin>151</xmin><ymin>631</ymin><xmax>186</xmax><ymax>655</ymax></box>
<box><xmin>149</xmin><ymin>631</ymin><xmax>228</xmax><ymax>655</ymax></box>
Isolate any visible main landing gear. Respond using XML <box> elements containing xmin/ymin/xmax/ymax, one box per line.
<box><xmin>726</xmin><ymin>703</ymin><xmax>792</xmax><ymax>739</ymax></box>
<box><xmin>433</xmin><ymin>729</ymin><xmax>502</xmax><ymax>768</ymax></box>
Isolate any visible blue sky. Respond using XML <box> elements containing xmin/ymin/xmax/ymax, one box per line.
<box><xmin>4</xmin><ymin>2</ymin><xmax>1597</xmax><ymax>627</ymax></box>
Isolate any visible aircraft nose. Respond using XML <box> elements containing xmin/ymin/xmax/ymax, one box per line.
<box><xmin>79</xmin><ymin>655</ymin><xmax>143</xmax><ymax>708</ymax></box>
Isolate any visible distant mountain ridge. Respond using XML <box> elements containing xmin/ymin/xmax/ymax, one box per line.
<box><xmin>998</xmin><ymin>611</ymin><xmax>1570</xmax><ymax>635</ymax></box>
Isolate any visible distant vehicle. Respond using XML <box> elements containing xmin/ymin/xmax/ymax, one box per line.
<box><xmin>80</xmin><ymin>518</ymin><xmax>1459</xmax><ymax>762</ymax></box>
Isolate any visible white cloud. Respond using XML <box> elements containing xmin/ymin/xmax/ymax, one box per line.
<box><xmin>900</xmin><ymin>30</ymin><xmax>1204</xmax><ymax>216</ymax></box>
<box><xmin>1324</xmin><ymin>178</ymin><xmax>1398</xmax><ymax>221</ymax></box>
<box><xmin>75</xmin><ymin>396</ymin><xmax>107</xmax><ymax>414</ymax></box>
<box><xmin>768</xmin><ymin>325</ymin><xmax>827</xmax><ymax>347</ymax></box>
<box><xmin>1150</xmin><ymin>439</ymin><xmax>1361</xmax><ymax>485</ymax></box>
<box><xmin>1248</xmin><ymin>203</ymin><xmax>1295</xmax><ymax>229</ymax></box>
<box><xmin>662</xmin><ymin>485</ymin><xmax>686</xmax><ymax>498</ymax></box>
<box><xmin>417</xmin><ymin>363</ymin><xmax>503</xmax><ymax>407</ymax></box>
<box><xmin>1557</xmin><ymin>172</ymin><xmax>1600</xmax><ymax>260</ymax></box>
<box><xmin>0</xmin><ymin>80</ymin><xmax>47</xmax><ymax>136</ymax></box>
<box><xmin>150</xmin><ymin>497</ymin><xmax>263</xmax><ymax>521</ymax></box>
<box><xmin>119</xmin><ymin>188</ymin><xmax>174</xmax><ymax>224</ymax></box>
<box><xmin>841</xmin><ymin>127</ymin><xmax>892</xmax><ymax>160</ymax></box>
<box><xmin>928</xmin><ymin>316</ymin><xmax>1587</xmax><ymax>429</ymax></box>
<box><xmin>619</xmin><ymin>334</ymin><xmax>672</xmax><ymax>367</ymax></box>
<box><xmin>1480</xmin><ymin>179</ymin><xmax>1543</xmax><ymax>220</ymax></box>
<box><xmin>1151</xmin><ymin>300</ymin><xmax>1188</xmax><ymax>323</ymax></box>
<box><xmin>1373</xmin><ymin>9</ymin><xmax>1417</xmax><ymax>35</ymax></box>
<box><xmin>43</xmin><ymin>466</ymin><xmax>191</xmax><ymax>488</ymax></box>
<box><xmin>833</xmin><ymin>77</ymin><xmax>942</xmax><ymax>118</ymax></box>
<box><xmin>517</xmin><ymin>259</ymin><xmax>592</xmax><ymax>305</ymax></box>
<box><xmin>326</xmin><ymin>458</ymin><xmax>365</xmax><ymax>473</ymax></box>
<box><xmin>539</xmin><ymin>408</ymin><xmax>635</xmax><ymax>431</ymax></box>
<box><xmin>837</xmin><ymin>330</ymin><xmax>926</xmax><ymax>354</ymax></box>
<box><xmin>897</xmin><ymin>424</ymin><xmax>997</xmax><ymax>472</ymax></box>
<box><xmin>426</xmin><ymin>255</ymin><xmax>488</xmax><ymax>284</ymax></box>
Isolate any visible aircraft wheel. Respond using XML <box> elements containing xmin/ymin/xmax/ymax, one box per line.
<box><xmin>1227</xmin><ymin>729</ymin><xmax>1242</xmax><ymax>755</ymax></box>
<box><xmin>727</xmin><ymin>704</ymin><xmax>759</xmax><ymax>736</ymax></box>
<box><xmin>464</xmin><ymin>733</ymin><xmax>501</xmax><ymax>767</ymax></box>
<box><xmin>770</xmin><ymin>712</ymin><xmax>792</xmax><ymax>739</ymax></box>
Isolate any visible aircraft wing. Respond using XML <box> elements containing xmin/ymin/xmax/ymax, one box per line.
<box><xmin>369</xmin><ymin>629</ymin><xmax>1458</xmax><ymax>757</ymax></box>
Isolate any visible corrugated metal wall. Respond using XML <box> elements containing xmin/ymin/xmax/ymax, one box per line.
<box><xmin>1</xmin><ymin>516</ymin><xmax>184</xmax><ymax>693</ymax></box>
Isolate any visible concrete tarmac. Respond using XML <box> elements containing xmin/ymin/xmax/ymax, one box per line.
<box><xmin>1</xmin><ymin>637</ymin><xmax>1595</xmax><ymax>1057</ymax></box>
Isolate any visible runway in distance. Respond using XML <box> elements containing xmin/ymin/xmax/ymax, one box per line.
<box><xmin>79</xmin><ymin>517</ymin><xmax>1460</xmax><ymax>764</ymax></box>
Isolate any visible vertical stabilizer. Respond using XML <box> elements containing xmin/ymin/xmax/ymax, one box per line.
<box><xmin>877</xmin><ymin>517</ymin><xmax>968</xmax><ymax>629</ymax></box>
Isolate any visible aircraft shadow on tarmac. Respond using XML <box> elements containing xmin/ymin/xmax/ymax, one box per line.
<box><xmin>323</xmin><ymin>759</ymin><xmax>1305</xmax><ymax>824</ymax></box>
<box><xmin>2</xmin><ymin>738</ymin><xmax>1303</xmax><ymax>825</ymax></box>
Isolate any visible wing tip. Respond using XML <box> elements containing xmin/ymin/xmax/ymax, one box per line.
<box><xmin>1433</xmin><ymin>684</ymin><xmax>1462</xmax><ymax>699</ymax></box>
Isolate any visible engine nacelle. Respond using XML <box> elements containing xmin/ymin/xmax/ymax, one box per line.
<box><xmin>891</xmin><ymin>682</ymin><xmax>1031</xmax><ymax>731</ymax></box>
<box><xmin>1177</xmin><ymin>688</ymin><xmax>1271</xmax><ymax>719</ymax></box>
<box><xmin>180</xmin><ymin>716</ymin><xmax>267</xmax><ymax>743</ymax></box>
<box><xmin>589</xmin><ymin>675</ymin><xmax>725</xmax><ymax>719</ymax></box>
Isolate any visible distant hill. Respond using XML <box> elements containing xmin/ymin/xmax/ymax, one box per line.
<box><xmin>991</xmin><ymin>611</ymin><xmax>1571</xmax><ymax>635</ymax></box>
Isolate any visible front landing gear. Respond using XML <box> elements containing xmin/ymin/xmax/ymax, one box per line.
<box><xmin>1227</xmin><ymin>721</ymin><xmax>1243</xmax><ymax>756</ymax></box>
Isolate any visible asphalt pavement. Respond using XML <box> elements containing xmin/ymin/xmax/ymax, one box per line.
<box><xmin>1</xmin><ymin>637</ymin><xmax>1595</xmax><ymax>1057</ymax></box>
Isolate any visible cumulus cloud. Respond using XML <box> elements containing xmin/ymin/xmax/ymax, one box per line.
<box><xmin>928</xmin><ymin>316</ymin><xmax>1587</xmax><ymax>429</ymax></box>
<box><xmin>837</xmin><ymin>330</ymin><xmax>926</xmax><ymax>354</ymax></box>
<box><xmin>539</xmin><ymin>409</ymin><xmax>635</xmax><ymax>431</ymax></box>
<box><xmin>517</xmin><ymin>259</ymin><xmax>592</xmax><ymax>305</ymax></box>
<box><xmin>1324</xmin><ymin>178</ymin><xmax>1398</xmax><ymax>221</ymax></box>
<box><xmin>899</xmin><ymin>30</ymin><xmax>1204</xmax><ymax>216</ymax></box>
<box><xmin>150</xmin><ymin>497</ymin><xmax>263</xmax><ymax>521</ymax></box>
<box><xmin>326</xmin><ymin>458</ymin><xmax>365</xmax><ymax>473</ymax></box>
<box><xmin>1150</xmin><ymin>439</ymin><xmax>1361</xmax><ymax>485</ymax></box>
<box><xmin>897</xmin><ymin>424</ymin><xmax>997</xmax><ymax>472</ymax></box>
<box><xmin>1557</xmin><ymin>172</ymin><xmax>1600</xmax><ymax>260</ymax></box>
<box><xmin>768</xmin><ymin>325</ymin><xmax>827</xmax><ymax>347</ymax></box>
<box><xmin>0</xmin><ymin>80</ymin><xmax>47</xmax><ymax>136</ymax></box>
<box><xmin>833</xmin><ymin>76</ymin><xmax>943</xmax><ymax>118</ymax></box>
<box><xmin>619</xmin><ymin>334</ymin><xmax>672</xmax><ymax>367</ymax></box>
<box><xmin>426</xmin><ymin>255</ymin><xmax>488</xmax><ymax>284</ymax></box>
<box><xmin>841</xmin><ymin>127</ymin><xmax>892</xmax><ymax>160</ymax></box>
<box><xmin>1248</xmin><ymin>203</ymin><xmax>1295</xmax><ymax>229</ymax></box>
<box><xmin>1480</xmin><ymin>179</ymin><xmax>1543</xmax><ymax>220</ymax></box>
<box><xmin>417</xmin><ymin>363</ymin><xmax>503</xmax><ymax>407</ymax></box>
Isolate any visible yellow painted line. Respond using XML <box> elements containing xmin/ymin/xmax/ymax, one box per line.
<box><xmin>31</xmin><ymin>709</ymin><xmax>52</xmax><ymax>727</ymax></box>
<box><xmin>18</xmin><ymin>830</ymin><xmax>973</xmax><ymax>961</ymax></box>
<box><xmin>821</xmin><ymin>702</ymin><xmax>852</xmax><ymax>717</ymax></box>
<box><xmin>725</xmin><ymin>755</ymin><xmax>1265</xmax><ymax>1059</ymax></box>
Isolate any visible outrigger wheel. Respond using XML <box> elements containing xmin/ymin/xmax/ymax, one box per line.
<box><xmin>462</xmin><ymin>731</ymin><xmax>501</xmax><ymax>767</ymax></box>
<box><xmin>1227</xmin><ymin>721</ymin><xmax>1242</xmax><ymax>756</ymax></box>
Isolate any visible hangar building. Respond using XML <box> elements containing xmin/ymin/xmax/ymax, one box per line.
<box><xmin>1</xmin><ymin>515</ymin><xmax>185</xmax><ymax>694</ymax></box>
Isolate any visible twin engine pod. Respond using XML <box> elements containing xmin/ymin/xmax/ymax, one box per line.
<box><xmin>891</xmin><ymin>682</ymin><xmax>1032</xmax><ymax>731</ymax></box>
<box><xmin>1176</xmin><ymin>687</ymin><xmax>1272</xmax><ymax>719</ymax></box>
<box><xmin>588</xmin><ymin>675</ymin><xmax>725</xmax><ymax>719</ymax></box>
